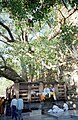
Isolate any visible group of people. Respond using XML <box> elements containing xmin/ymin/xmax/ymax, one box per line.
<box><xmin>10</xmin><ymin>95</ymin><xmax>24</xmax><ymax>120</ymax></box>
<box><xmin>0</xmin><ymin>95</ymin><xmax>24</xmax><ymax>120</ymax></box>
<box><xmin>40</xmin><ymin>84</ymin><xmax>56</xmax><ymax>101</ymax></box>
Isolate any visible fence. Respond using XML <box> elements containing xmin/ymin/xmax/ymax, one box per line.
<box><xmin>6</xmin><ymin>81</ymin><xmax>67</xmax><ymax>109</ymax></box>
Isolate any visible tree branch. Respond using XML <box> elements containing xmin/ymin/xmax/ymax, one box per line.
<box><xmin>0</xmin><ymin>55</ymin><xmax>6</xmax><ymax>67</ymax></box>
<box><xmin>48</xmin><ymin>8</ymin><xmax>77</xmax><ymax>40</ymax></box>
<box><xmin>0</xmin><ymin>21</ymin><xmax>15</xmax><ymax>42</ymax></box>
<box><xmin>0</xmin><ymin>39</ymin><xmax>12</xmax><ymax>46</ymax></box>
<box><xmin>0</xmin><ymin>32</ymin><xmax>11</xmax><ymax>42</ymax></box>
<box><xmin>0</xmin><ymin>66</ymin><xmax>25</xmax><ymax>82</ymax></box>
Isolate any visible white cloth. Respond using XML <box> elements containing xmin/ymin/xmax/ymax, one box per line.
<box><xmin>48</xmin><ymin>109</ymin><xmax>53</xmax><ymax>113</ymax></box>
<box><xmin>53</xmin><ymin>105</ymin><xmax>64</xmax><ymax>113</ymax></box>
<box><xmin>63</xmin><ymin>103</ymin><xmax>68</xmax><ymax>111</ymax></box>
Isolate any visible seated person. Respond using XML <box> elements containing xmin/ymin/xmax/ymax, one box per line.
<box><xmin>49</xmin><ymin>84</ymin><xmax>56</xmax><ymax>100</ymax></box>
<box><xmin>63</xmin><ymin>101</ymin><xmax>68</xmax><ymax>111</ymax></box>
<box><xmin>49</xmin><ymin>84</ymin><xmax>54</xmax><ymax>92</ymax></box>
<box><xmin>31</xmin><ymin>89</ymin><xmax>36</xmax><ymax>97</ymax></box>
<box><xmin>42</xmin><ymin>84</ymin><xmax>50</xmax><ymax>98</ymax></box>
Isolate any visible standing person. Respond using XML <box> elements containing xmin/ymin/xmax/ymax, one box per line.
<box><xmin>17</xmin><ymin>95</ymin><xmax>24</xmax><ymax>120</ymax></box>
<box><xmin>10</xmin><ymin>95</ymin><xmax>17</xmax><ymax>120</ymax></box>
<box><xmin>0</xmin><ymin>97</ymin><xmax>5</xmax><ymax>116</ymax></box>
<box><xmin>5</xmin><ymin>97</ymin><xmax>12</xmax><ymax>116</ymax></box>
<box><xmin>0</xmin><ymin>97</ymin><xmax>2</xmax><ymax>115</ymax></box>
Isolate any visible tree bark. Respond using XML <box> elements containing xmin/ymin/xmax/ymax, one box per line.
<box><xmin>0</xmin><ymin>66</ymin><xmax>25</xmax><ymax>82</ymax></box>
<box><xmin>0</xmin><ymin>21</ymin><xmax>14</xmax><ymax>42</ymax></box>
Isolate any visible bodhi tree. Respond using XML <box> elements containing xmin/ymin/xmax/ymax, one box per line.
<box><xmin>0</xmin><ymin>0</ymin><xmax>78</xmax><ymax>82</ymax></box>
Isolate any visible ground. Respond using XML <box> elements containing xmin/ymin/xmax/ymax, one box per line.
<box><xmin>1</xmin><ymin>110</ymin><xmax>78</xmax><ymax>120</ymax></box>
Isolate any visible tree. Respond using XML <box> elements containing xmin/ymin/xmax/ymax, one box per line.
<box><xmin>0</xmin><ymin>0</ymin><xmax>78</xmax><ymax>83</ymax></box>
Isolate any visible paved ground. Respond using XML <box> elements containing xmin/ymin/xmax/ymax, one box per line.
<box><xmin>1</xmin><ymin>113</ymin><xmax>55</xmax><ymax>120</ymax></box>
<box><xmin>1</xmin><ymin>110</ymin><xmax>78</xmax><ymax>120</ymax></box>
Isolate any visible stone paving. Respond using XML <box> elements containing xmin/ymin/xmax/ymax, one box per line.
<box><xmin>1</xmin><ymin>110</ymin><xmax>78</xmax><ymax>120</ymax></box>
<box><xmin>1</xmin><ymin>113</ymin><xmax>55</xmax><ymax>120</ymax></box>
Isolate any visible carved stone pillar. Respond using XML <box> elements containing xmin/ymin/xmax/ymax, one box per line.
<box><xmin>39</xmin><ymin>82</ymin><xmax>44</xmax><ymax>93</ymax></box>
<box><xmin>28</xmin><ymin>84</ymin><xmax>31</xmax><ymax>101</ymax></box>
<box><xmin>14</xmin><ymin>82</ymin><xmax>19</xmax><ymax>98</ymax></box>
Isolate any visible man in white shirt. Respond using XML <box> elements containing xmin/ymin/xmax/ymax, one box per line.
<box><xmin>17</xmin><ymin>95</ymin><xmax>24</xmax><ymax>120</ymax></box>
<box><xmin>11</xmin><ymin>95</ymin><xmax>17</xmax><ymax>120</ymax></box>
<box><xmin>43</xmin><ymin>84</ymin><xmax>50</xmax><ymax>97</ymax></box>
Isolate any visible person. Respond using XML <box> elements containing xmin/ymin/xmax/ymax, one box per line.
<box><xmin>49</xmin><ymin>84</ymin><xmax>56</xmax><ymax>101</ymax></box>
<box><xmin>31</xmin><ymin>89</ymin><xmax>36</xmax><ymax>97</ymax></box>
<box><xmin>0</xmin><ymin>97</ymin><xmax>2</xmax><ymax>115</ymax></box>
<box><xmin>10</xmin><ymin>95</ymin><xmax>17</xmax><ymax>120</ymax></box>
<box><xmin>17</xmin><ymin>95</ymin><xmax>24</xmax><ymax>120</ymax></box>
<box><xmin>52</xmin><ymin>103</ymin><xmax>64</xmax><ymax>113</ymax></box>
<box><xmin>43</xmin><ymin>84</ymin><xmax>50</xmax><ymax>98</ymax></box>
<box><xmin>0</xmin><ymin>97</ymin><xmax>5</xmax><ymax>115</ymax></box>
<box><xmin>63</xmin><ymin>101</ymin><xmax>68</xmax><ymax>111</ymax></box>
<box><xmin>5</xmin><ymin>97</ymin><xmax>12</xmax><ymax>116</ymax></box>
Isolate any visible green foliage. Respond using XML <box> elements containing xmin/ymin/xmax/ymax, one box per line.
<box><xmin>0</xmin><ymin>35</ymin><xmax>58</xmax><ymax>80</ymax></box>
<box><xmin>61</xmin><ymin>0</ymin><xmax>78</xmax><ymax>9</ymax></box>
<box><xmin>0</xmin><ymin>0</ymin><xmax>78</xmax><ymax>23</ymax></box>
<box><xmin>1</xmin><ymin>0</ymin><xmax>60</xmax><ymax>22</ymax></box>
<box><xmin>71</xmin><ymin>0</ymin><xmax>78</xmax><ymax>8</ymax></box>
<box><xmin>60</xmin><ymin>24</ymin><xmax>78</xmax><ymax>47</ymax></box>
<box><xmin>8</xmin><ymin>0</ymin><xmax>27</xmax><ymax>19</ymax></box>
<box><xmin>0</xmin><ymin>0</ymin><xmax>78</xmax><ymax>82</ymax></box>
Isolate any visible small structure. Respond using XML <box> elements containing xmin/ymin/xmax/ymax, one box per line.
<box><xmin>6</xmin><ymin>81</ymin><xmax>67</xmax><ymax>110</ymax></box>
